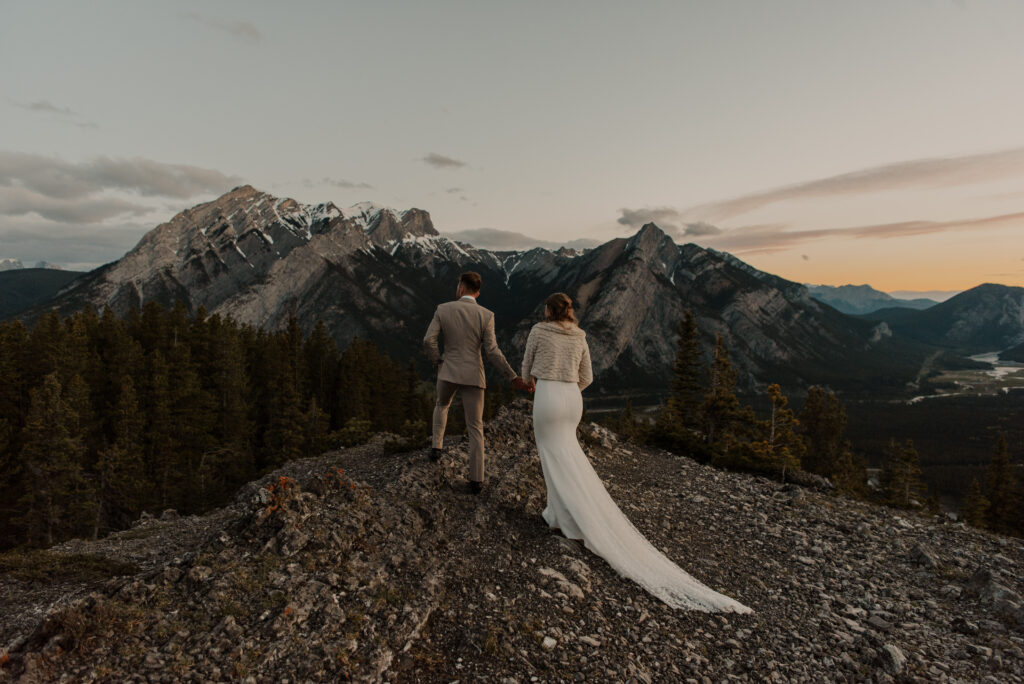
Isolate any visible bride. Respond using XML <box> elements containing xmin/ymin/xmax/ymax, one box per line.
<box><xmin>520</xmin><ymin>293</ymin><xmax>751</xmax><ymax>613</ymax></box>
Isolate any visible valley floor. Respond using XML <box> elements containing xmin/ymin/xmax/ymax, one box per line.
<box><xmin>1</xmin><ymin>402</ymin><xmax>1022</xmax><ymax>682</ymax></box>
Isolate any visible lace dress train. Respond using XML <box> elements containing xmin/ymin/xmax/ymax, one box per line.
<box><xmin>533</xmin><ymin>379</ymin><xmax>751</xmax><ymax>613</ymax></box>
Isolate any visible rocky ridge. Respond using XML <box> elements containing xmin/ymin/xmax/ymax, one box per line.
<box><xmin>2</xmin><ymin>402</ymin><xmax>1023</xmax><ymax>682</ymax></box>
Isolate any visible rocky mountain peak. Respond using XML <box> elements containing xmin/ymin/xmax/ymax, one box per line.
<box><xmin>361</xmin><ymin>206</ymin><xmax>438</xmax><ymax>246</ymax></box>
<box><xmin>3</xmin><ymin>402</ymin><xmax>1022</xmax><ymax>681</ymax></box>
<box><xmin>625</xmin><ymin>222</ymin><xmax>676</xmax><ymax>260</ymax></box>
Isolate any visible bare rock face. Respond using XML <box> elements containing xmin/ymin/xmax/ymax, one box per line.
<box><xmin>2</xmin><ymin>403</ymin><xmax>1023</xmax><ymax>681</ymax></box>
<box><xmin>21</xmin><ymin>189</ymin><xmax>925</xmax><ymax>392</ymax></box>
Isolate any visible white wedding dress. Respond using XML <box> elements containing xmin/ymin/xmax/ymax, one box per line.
<box><xmin>533</xmin><ymin>379</ymin><xmax>752</xmax><ymax>613</ymax></box>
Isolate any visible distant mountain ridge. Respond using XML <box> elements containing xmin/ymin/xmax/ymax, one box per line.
<box><xmin>805</xmin><ymin>283</ymin><xmax>936</xmax><ymax>315</ymax></box>
<box><xmin>0</xmin><ymin>258</ymin><xmax>63</xmax><ymax>272</ymax></box>
<box><xmin>863</xmin><ymin>283</ymin><xmax>1024</xmax><ymax>354</ymax></box>
<box><xmin>0</xmin><ymin>268</ymin><xmax>87</xmax><ymax>320</ymax></box>
<box><xmin>17</xmin><ymin>186</ymin><xmax>938</xmax><ymax>393</ymax></box>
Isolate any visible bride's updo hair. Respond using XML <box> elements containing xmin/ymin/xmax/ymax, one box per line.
<box><xmin>545</xmin><ymin>292</ymin><xmax>575</xmax><ymax>324</ymax></box>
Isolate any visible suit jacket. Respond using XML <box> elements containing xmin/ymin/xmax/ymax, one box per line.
<box><xmin>423</xmin><ymin>298</ymin><xmax>517</xmax><ymax>389</ymax></box>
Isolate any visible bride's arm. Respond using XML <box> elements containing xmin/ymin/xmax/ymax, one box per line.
<box><xmin>577</xmin><ymin>340</ymin><xmax>593</xmax><ymax>391</ymax></box>
<box><xmin>521</xmin><ymin>327</ymin><xmax>537</xmax><ymax>385</ymax></box>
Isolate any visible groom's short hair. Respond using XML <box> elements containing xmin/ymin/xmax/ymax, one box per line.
<box><xmin>460</xmin><ymin>271</ymin><xmax>482</xmax><ymax>293</ymax></box>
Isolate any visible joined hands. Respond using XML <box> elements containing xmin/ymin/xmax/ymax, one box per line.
<box><xmin>512</xmin><ymin>376</ymin><xmax>535</xmax><ymax>393</ymax></box>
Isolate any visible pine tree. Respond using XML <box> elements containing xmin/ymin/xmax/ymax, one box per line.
<box><xmin>25</xmin><ymin>310</ymin><xmax>67</xmax><ymax>385</ymax></box>
<box><xmin>304</xmin><ymin>319</ymin><xmax>338</xmax><ymax>415</ymax></box>
<box><xmin>831</xmin><ymin>442</ymin><xmax>868</xmax><ymax>498</ymax></box>
<box><xmin>15</xmin><ymin>373</ymin><xmax>94</xmax><ymax>546</ymax></box>
<box><xmin>654</xmin><ymin>310</ymin><xmax>706</xmax><ymax>454</ymax></box>
<box><xmin>620</xmin><ymin>398</ymin><xmax>638</xmax><ymax>440</ymax></box>
<box><xmin>961</xmin><ymin>478</ymin><xmax>990</xmax><ymax>528</ymax></box>
<box><xmin>745</xmin><ymin>384</ymin><xmax>805</xmax><ymax>480</ymax></box>
<box><xmin>142</xmin><ymin>350</ymin><xmax>178</xmax><ymax>509</ymax></box>
<box><xmin>700</xmin><ymin>335</ymin><xmax>755</xmax><ymax>459</ymax></box>
<box><xmin>262</xmin><ymin>347</ymin><xmax>306</xmax><ymax>468</ymax></box>
<box><xmin>799</xmin><ymin>386</ymin><xmax>847</xmax><ymax>477</ymax></box>
<box><xmin>985</xmin><ymin>434</ymin><xmax>1018</xmax><ymax>534</ymax></box>
<box><xmin>0</xmin><ymin>319</ymin><xmax>30</xmax><ymax>450</ymax></box>
<box><xmin>880</xmin><ymin>439</ymin><xmax>927</xmax><ymax>509</ymax></box>
<box><xmin>166</xmin><ymin>340</ymin><xmax>216</xmax><ymax>511</ymax></box>
<box><xmin>94</xmin><ymin>375</ymin><xmax>147</xmax><ymax>536</ymax></box>
<box><xmin>702</xmin><ymin>335</ymin><xmax>738</xmax><ymax>447</ymax></box>
<box><xmin>303</xmin><ymin>396</ymin><xmax>331</xmax><ymax>455</ymax></box>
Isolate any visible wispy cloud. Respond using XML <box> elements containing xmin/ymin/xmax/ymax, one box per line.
<box><xmin>682</xmin><ymin>147</ymin><xmax>1024</xmax><ymax>222</ymax></box>
<box><xmin>443</xmin><ymin>228</ymin><xmax>599</xmax><ymax>252</ymax></box>
<box><xmin>616</xmin><ymin>206</ymin><xmax>722</xmax><ymax>239</ymax></box>
<box><xmin>184</xmin><ymin>12</ymin><xmax>262</xmax><ymax>42</ymax></box>
<box><xmin>0</xmin><ymin>186</ymin><xmax>151</xmax><ymax>223</ymax></box>
<box><xmin>0</xmin><ymin>151</ymin><xmax>241</xmax><ymax>224</ymax></box>
<box><xmin>301</xmin><ymin>176</ymin><xmax>373</xmax><ymax>190</ymax></box>
<box><xmin>705</xmin><ymin>211</ymin><xmax>1024</xmax><ymax>255</ymax></box>
<box><xmin>422</xmin><ymin>153</ymin><xmax>466</xmax><ymax>169</ymax></box>
<box><xmin>8</xmin><ymin>98</ymin><xmax>98</xmax><ymax>129</ymax></box>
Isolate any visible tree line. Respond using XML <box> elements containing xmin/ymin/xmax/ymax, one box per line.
<box><xmin>0</xmin><ymin>302</ymin><xmax>436</xmax><ymax>549</ymax></box>
<box><xmin>605</xmin><ymin>310</ymin><xmax>1023</xmax><ymax>537</ymax></box>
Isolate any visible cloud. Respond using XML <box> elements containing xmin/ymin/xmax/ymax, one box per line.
<box><xmin>0</xmin><ymin>151</ymin><xmax>241</xmax><ymax>200</ymax></box>
<box><xmin>682</xmin><ymin>147</ymin><xmax>1024</xmax><ymax>222</ymax></box>
<box><xmin>86</xmin><ymin>156</ymin><xmax>243</xmax><ymax>198</ymax></box>
<box><xmin>422</xmin><ymin>153</ymin><xmax>466</xmax><ymax>169</ymax></box>
<box><xmin>442</xmin><ymin>228</ymin><xmax>600</xmax><ymax>252</ymax></box>
<box><xmin>12</xmin><ymin>99</ymin><xmax>75</xmax><ymax>116</ymax></box>
<box><xmin>324</xmin><ymin>177</ymin><xmax>373</xmax><ymax>190</ymax></box>
<box><xmin>301</xmin><ymin>176</ymin><xmax>373</xmax><ymax>190</ymax></box>
<box><xmin>704</xmin><ymin>211</ymin><xmax>1024</xmax><ymax>255</ymax></box>
<box><xmin>0</xmin><ymin>151</ymin><xmax>241</xmax><ymax>224</ymax></box>
<box><xmin>184</xmin><ymin>12</ymin><xmax>262</xmax><ymax>42</ymax></box>
<box><xmin>616</xmin><ymin>207</ymin><xmax>722</xmax><ymax>238</ymax></box>
<box><xmin>8</xmin><ymin>98</ymin><xmax>98</xmax><ymax>129</ymax></box>
<box><xmin>683</xmin><ymin>221</ymin><xmax>722</xmax><ymax>237</ymax></box>
<box><xmin>0</xmin><ymin>186</ymin><xmax>151</xmax><ymax>223</ymax></box>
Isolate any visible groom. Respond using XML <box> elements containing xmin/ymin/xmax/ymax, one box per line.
<box><xmin>423</xmin><ymin>271</ymin><xmax>530</xmax><ymax>494</ymax></box>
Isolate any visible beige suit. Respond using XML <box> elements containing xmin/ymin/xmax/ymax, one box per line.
<box><xmin>423</xmin><ymin>297</ymin><xmax>517</xmax><ymax>482</ymax></box>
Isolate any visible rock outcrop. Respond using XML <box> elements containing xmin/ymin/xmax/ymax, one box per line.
<box><xmin>2</xmin><ymin>403</ymin><xmax>1022</xmax><ymax>682</ymax></box>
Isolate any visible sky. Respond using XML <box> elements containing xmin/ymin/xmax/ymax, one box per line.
<box><xmin>3</xmin><ymin>0</ymin><xmax>1024</xmax><ymax>292</ymax></box>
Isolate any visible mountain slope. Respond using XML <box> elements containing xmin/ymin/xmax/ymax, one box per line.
<box><xmin>0</xmin><ymin>268</ymin><xmax>87</xmax><ymax>320</ymax></box>
<box><xmin>805</xmin><ymin>283</ymin><xmax>936</xmax><ymax>315</ymax></box>
<box><xmin>2</xmin><ymin>404</ymin><xmax>1019</xmax><ymax>681</ymax></box>
<box><xmin>20</xmin><ymin>187</ymin><xmax>929</xmax><ymax>393</ymax></box>
<box><xmin>864</xmin><ymin>283</ymin><xmax>1024</xmax><ymax>354</ymax></box>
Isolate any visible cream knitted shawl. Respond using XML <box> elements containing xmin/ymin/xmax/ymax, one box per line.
<box><xmin>521</xmin><ymin>321</ymin><xmax>593</xmax><ymax>391</ymax></box>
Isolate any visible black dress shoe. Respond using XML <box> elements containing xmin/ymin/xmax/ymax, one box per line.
<box><xmin>468</xmin><ymin>480</ymin><xmax>483</xmax><ymax>495</ymax></box>
<box><xmin>430</xmin><ymin>448</ymin><xmax>443</xmax><ymax>462</ymax></box>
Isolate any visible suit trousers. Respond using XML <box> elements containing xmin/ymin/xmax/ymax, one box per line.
<box><xmin>432</xmin><ymin>379</ymin><xmax>486</xmax><ymax>482</ymax></box>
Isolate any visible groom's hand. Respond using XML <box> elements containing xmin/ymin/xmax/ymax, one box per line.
<box><xmin>511</xmin><ymin>376</ymin><xmax>530</xmax><ymax>392</ymax></box>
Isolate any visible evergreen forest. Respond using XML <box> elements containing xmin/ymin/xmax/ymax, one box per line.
<box><xmin>0</xmin><ymin>302</ymin><xmax>448</xmax><ymax>549</ymax></box>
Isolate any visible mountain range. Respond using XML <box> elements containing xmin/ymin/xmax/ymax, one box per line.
<box><xmin>12</xmin><ymin>185</ymin><xmax>1017</xmax><ymax>394</ymax></box>
<box><xmin>804</xmin><ymin>283</ymin><xmax>937</xmax><ymax>315</ymax></box>
<box><xmin>863</xmin><ymin>283</ymin><xmax>1024</xmax><ymax>356</ymax></box>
